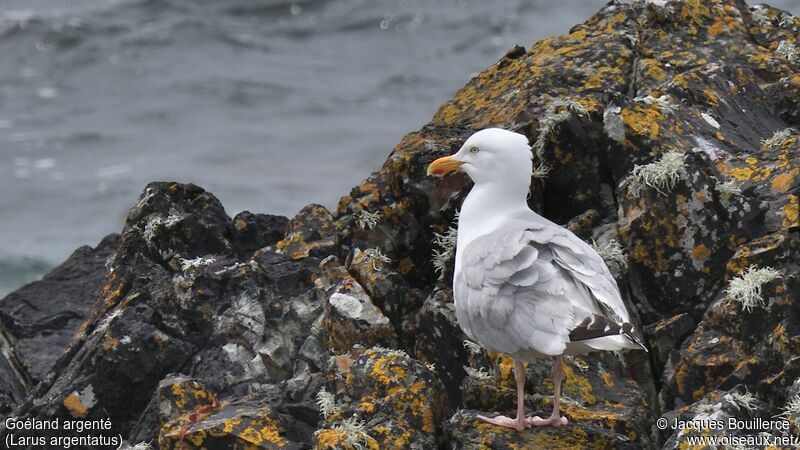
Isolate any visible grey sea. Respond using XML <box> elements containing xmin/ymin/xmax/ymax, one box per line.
<box><xmin>2</xmin><ymin>0</ymin><xmax>799</xmax><ymax>297</ymax></box>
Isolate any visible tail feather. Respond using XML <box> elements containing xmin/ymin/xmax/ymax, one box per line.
<box><xmin>569</xmin><ymin>314</ymin><xmax>648</xmax><ymax>352</ymax></box>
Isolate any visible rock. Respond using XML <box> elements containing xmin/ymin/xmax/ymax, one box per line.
<box><xmin>456</xmin><ymin>352</ymin><xmax>654</xmax><ymax>448</ymax></box>
<box><xmin>445</xmin><ymin>409</ymin><xmax>647</xmax><ymax>449</ymax></box>
<box><xmin>645</xmin><ymin>313</ymin><xmax>697</xmax><ymax>373</ymax></box>
<box><xmin>0</xmin><ymin>233</ymin><xmax>118</xmax><ymax>415</ymax></box>
<box><xmin>660</xmin><ymin>388</ymin><xmax>774</xmax><ymax>449</ymax></box>
<box><xmin>2</xmin><ymin>0</ymin><xmax>800</xmax><ymax>448</ymax></box>
<box><xmin>313</xmin><ymin>346</ymin><xmax>447</xmax><ymax>449</ymax></box>
<box><xmin>316</xmin><ymin>256</ymin><xmax>397</xmax><ymax>353</ymax></box>
<box><xmin>154</xmin><ymin>376</ymin><xmax>307</xmax><ymax>450</ymax></box>
<box><xmin>2</xmin><ymin>182</ymin><xmax>325</xmax><ymax>447</ymax></box>
<box><xmin>231</xmin><ymin>211</ymin><xmax>289</xmax><ymax>258</ymax></box>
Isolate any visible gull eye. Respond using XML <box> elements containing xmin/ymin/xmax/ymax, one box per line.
<box><xmin>469</xmin><ymin>146</ymin><xmax>479</xmax><ymax>154</ymax></box>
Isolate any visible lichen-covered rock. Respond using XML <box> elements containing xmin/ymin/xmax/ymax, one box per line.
<box><xmin>660</xmin><ymin>388</ymin><xmax>776</xmax><ymax>449</ymax></box>
<box><xmin>1</xmin><ymin>0</ymin><xmax>799</xmax><ymax>448</ymax></box>
<box><xmin>316</xmin><ymin>256</ymin><xmax>397</xmax><ymax>353</ymax></box>
<box><xmin>1</xmin><ymin>182</ymin><xmax>325</xmax><ymax>447</ymax></box>
<box><xmin>445</xmin><ymin>409</ymin><xmax>645</xmax><ymax>450</ymax></box>
<box><xmin>314</xmin><ymin>346</ymin><xmax>447</xmax><ymax>449</ymax></box>
<box><xmin>152</xmin><ymin>376</ymin><xmax>307</xmax><ymax>450</ymax></box>
<box><xmin>456</xmin><ymin>352</ymin><xmax>654</xmax><ymax>448</ymax></box>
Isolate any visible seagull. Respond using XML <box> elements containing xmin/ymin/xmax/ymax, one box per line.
<box><xmin>427</xmin><ymin>128</ymin><xmax>646</xmax><ymax>431</ymax></box>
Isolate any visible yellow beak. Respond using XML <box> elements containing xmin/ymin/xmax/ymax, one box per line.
<box><xmin>427</xmin><ymin>156</ymin><xmax>463</xmax><ymax>176</ymax></box>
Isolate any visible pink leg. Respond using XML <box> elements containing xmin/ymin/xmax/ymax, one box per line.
<box><xmin>527</xmin><ymin>356</ymin><xmax>568</xmax><ymax>427</ymax></box>
<box><xmin>477</xmin><ymin>360</ymin><xmax>530</xmax><ymax>431</ymax></box>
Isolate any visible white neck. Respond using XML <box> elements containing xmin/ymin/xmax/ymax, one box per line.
<box><xmin>454</xmin><ymin>181</ymin><xmax>530</xmax><ymax>273</ymax></box>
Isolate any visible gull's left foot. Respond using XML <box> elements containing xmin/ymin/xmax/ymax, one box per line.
<box><xmin>527</xmin><ymin>415</ymin><xmax>568</xmax><ymax>427</ymax></box>
<box><xmin>477</xmin><ymin>414</ymin><xmax>530</xmax><ymax>431</ymax></box>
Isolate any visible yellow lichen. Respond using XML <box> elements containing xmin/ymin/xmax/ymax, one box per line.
<box><xmin>782</xmin><ymin>195</ymin><xmax>799</xmax><ymax>229</ymax></box>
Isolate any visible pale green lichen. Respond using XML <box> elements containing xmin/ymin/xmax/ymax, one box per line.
<box><xmin>330</xmin><ymin>415</ymin><xmax>376</xmax><ymax>450</ymax></box>
<box><xmin>750</xmin><ymin>5</ymin><xmax>770</xmax><ymax>25</ymax></box>
<box><xmin>463</xmin><ymin>366</ymin><xmax>493</xmax><ymax>381</ymax></box>
<box><xmin>533</xmin><ymin>98</ymin><xmax>588</xmax><ymax>160</ymax></box>
<box><xmin>775</xmin><ymin>394</ymin><xmax>800</xmax><ymax>428</ymax></box>
<box><xmin>118</xmin><ymin>442</ymin><xmax>154</xmax><ymax>450</ymax></box>
<box><xmin>355</xmin><ymin>210</ymin><xmax>382</xmax><ymax>230</ymax></box>
<box><xmin>591</xmin><ymin>239</ymin><xmax>628</xmax><ymax>273</ymax></box>
<box><xmin>531</xmin><ymin>161</ymin><xmax>551</xmax><ymax>179</ymax></box>
<box><xmin>635</xmin><ymin>95</ymin><xmax>677</xmax><ymax>114</ymax></box>
<box><xmin>628</xmin><ymin>150</ymin><xmax>686</xmax><ymax>197</ymax></box>
<box><xmin>432</xmin><ymin>212</ymin><xmax>459</xmax><ymax>277</ymax></box>
<box><xmin>776</xmin><ymin>40</ymin><xmax>799</xmax><ymax>65</ymax></box>
<box><xmin>361</xmin><ymin>248</ymin><xmax>391</xmax><ymax>271</ymax></box>
<box><xmin>726</xmin><ymin>266</ymin><xmax>782</xmax><ymax>312</ymax></box>
<box><xmin>179</xmin><ymin>256</ymin><xmax>216</xmax><ymax>274</ymax></box>
<box><xmin>727</xmin><ymin>389</ymin><xmax>758</xmax><ymax>413</ymax></box>
<box><xmin>370</xmin><ymin>345</ymin><xmax>409</xmax><ymax>358</ymax></box>
<box><xmin>316</xmin><ymin>387</ymin><xmax>341</xmax><ymax>420</ymax></box>
<box><xmin>462</xmin><ymin>340</ymin><xmax>483</xmax><ymax>355</ymax></box>
<box><xmin>761</xmin><ymin>128</ymin><xmax>797</xmax><ymax>150</ymax></box>
<box><xmin>713</xmin><ymin>177</ymin><xmax>743</xmax><ymax>197</ymax></box>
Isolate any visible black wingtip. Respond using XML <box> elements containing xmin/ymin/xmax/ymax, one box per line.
<box><xmin>621</xmin><ymin>325</ymin><xmax>648</xmax><ymax>352</ymax></box>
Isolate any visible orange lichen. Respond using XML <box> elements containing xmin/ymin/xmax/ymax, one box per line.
<box><xmin>63</xmin><ymin>394</ymin><xmax>89</xmax><ymax>418</ymax></box>
<box><xmin>771</xmin><ymin>169</ymin><xmax>797</xmax><ymax>194</ymax></box>
<box><xmin>782</xmin><ymin>195</ymin><xmax>799</xmax><ymax>229</ymax></box>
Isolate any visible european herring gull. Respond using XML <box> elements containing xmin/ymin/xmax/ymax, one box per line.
<box><xmin>427</xmin><ymin>128</ymin><xmax>646</xmax><ymax>430</ymax></box>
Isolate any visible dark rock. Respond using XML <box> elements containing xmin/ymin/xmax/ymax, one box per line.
<box><xmin>0</xmin><ymin>234</ymin><xmax>118</xmax><ymax>383</ymax></box>
<box><xmin>645</xmin><ymin>313</ymin><xmax>697</xmax><ymax>374</ymax></box>
<box><xmin>231</xmin><ymin>211</ymin><xmax>289</xmax><ymax>258</ymax></box>
<box><xmin>2</xmin><ymin>1</ymin><xmax>800</xmax><ymax>448</ymax></box>
<box><xmin>0</xmin><ymin>233</ymin><xmax>118</xmax><ymax>416</ymax></box>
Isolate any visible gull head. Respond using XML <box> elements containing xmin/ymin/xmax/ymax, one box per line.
<box><xmin>427</xmin><ymin>128</ymin><xmax>533</xmax><ymax>186</ymax></box>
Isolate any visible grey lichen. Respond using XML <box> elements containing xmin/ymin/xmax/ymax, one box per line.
<box><xmin>750</xmin><ymin>5</ymin><xmax>771</xmax><ymax>25</ymax></box>
<box><xmin>634</xmin><ymin>94</ymin><xmax>677</xmax><ymax>115</ymax></box>
<box><xmin>726</xmin><ymin>266</ymin><xmax>782</xmax><ymax>312</ymax></box>
<box><xmin>355</xmin><ymin>210</ymin><xmax>382</xmax><ymax>230</ymax></box>
<box><xmin>590</xmin><ymin>239</ymin><xmax>628</xmax><ymax>273</ymax></box>
<box><xmin>761</xmin><ymin>128</ymin><xmax>797</xmax><ymax>150</ymax></box>
<box><xmin>361</xmin><ymin>247</ymin><xmax>391</xmax><ymax>271</ymax></box>
<box><xmin>316</xmin><ymin>387</ymin><xmax>342</xmax><ymax>420</ymax></box>
<box><xmin>776</xmin><ymin>40</ymin><xmax>799</xmax><ymax>65</ymax></box>
<box><xmin>328</xmin><ymin>415</ymin><xmax>377</xmax><ymax>450</ymax></box>
<box><xmin>726</xmin><ymin>390</ymin><xmax>759</xmax><ymax>413</ymax></box>
<box><xmin>627</xmin><ymin>150</ymin><xmax>686</xmax><ymax>197</ymax></box>
<box><xmin>432</xmin><ymin>212</ymin><xmax>459</xmax><ymax>277</ymax></box>
<box><xmin>370</xmin><ymin>345</ymin><xmax>409</xmax><ymax>358</ymax></box>
<box><xmin>462</xmin><ymin>339</ymin><xmax>483</xmax><ymax>355</ymax></box>
<box><xmin>713</xmin><ymin>177</ymin><xmax>743</xmax><ymax>197</ymax></box>
<box><xmin>117</xmin><ymin>442</ymin><xmax>154</xmax><ymax>450</ymax></box>
<box><xmin>179</xmin><ymin>256</ymin><xmax>216</xmax><ymax>274</ymax></box>
<box><xmin>463</xmin><ymin>366</ymin><xmax>493</xmax><ymax>381</ymax></box>
<box><xmin>776</xmin><ymin>394</ymin><xmax>800</xmax><ymax>428</ymax></box>
<box><xmin>532</xmin><ymin>98</ymin><xmax>589</xmax><ymax>163</ymax></box>
<box><xmin>531</xmin><ymin>161</ymin><xmax>551</xmax><ymax>179</ymax></box>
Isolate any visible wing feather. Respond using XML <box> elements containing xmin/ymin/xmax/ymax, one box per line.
<box><xmin>454</xmin><ymin>219</ymin><xmax>642</xmax><ymax>357</ymax></box>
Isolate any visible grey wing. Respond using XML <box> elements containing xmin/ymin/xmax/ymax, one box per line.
<box><xmin>455</xmin><ymin>226</ymin><xmax>585</xmax><ymax>356</ymax></box>
<box><xmin>546</xmin><ymin>228</ymin><xmax>647</xmax><ymax>350</ymax></box>
<box><xmin>546</xmin><ymin>226</ymin><xmax>630</xmax><ymax>323</ymax></box>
